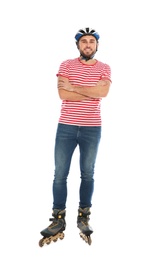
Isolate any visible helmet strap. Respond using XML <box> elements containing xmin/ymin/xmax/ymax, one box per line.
<box><xmin>80</xmin><ymin>53</ymin><xmax>95</xmax><ymax>61</ymax></box>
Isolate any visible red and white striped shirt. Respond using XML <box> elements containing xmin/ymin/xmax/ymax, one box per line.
<box><xmin>56</xmin><ymin>58</ymin><xmax>111</xmax><ymax>126</ymax></box>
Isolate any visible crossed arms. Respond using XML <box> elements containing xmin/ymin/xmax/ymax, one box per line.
<box><xmin>57</xmin><ymin>76</ymin><xmax>111</xmax><ymax>101</ymax></box>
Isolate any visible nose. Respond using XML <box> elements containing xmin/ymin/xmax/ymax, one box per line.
<box><xmin>85</xmin><ymin>42</ymin><xmax>90</xmax><ymax>47</ymax></box>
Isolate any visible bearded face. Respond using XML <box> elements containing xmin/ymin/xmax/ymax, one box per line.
<box><xmin>77</xmin><ymin>35</ymin><xmax>98</xmax><ymax>60</ymax></box>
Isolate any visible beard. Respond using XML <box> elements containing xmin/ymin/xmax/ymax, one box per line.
<box><xmin>80</xmin><ymin>49</ymin><xmax>96</xmax><ymax>60</ymax></box>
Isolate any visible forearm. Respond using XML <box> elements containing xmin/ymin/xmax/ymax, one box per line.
<box><xmin>58</xmin><ymin>89</ymin><xmax>90</xmax><ymax>101</ymax></box>
<box><xmin>72</xmin><ymin>80</ymin><xmax>111</xmax><ymax>98</ymax></box>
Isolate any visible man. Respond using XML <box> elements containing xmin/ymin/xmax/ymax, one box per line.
<box><xmin>39</xmin><ymin>27</ymin><xmax>112</xmax><ymax>246</ymax></box>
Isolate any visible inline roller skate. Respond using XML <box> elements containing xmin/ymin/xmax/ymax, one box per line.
<box><xmin>39</xmin><ymin>209</ymin><xmax>66</xmax><ymax>247</ymax></box>
<box><xmin>77</xmin><ymin>207</ymin><xmax>93</xmax><ymax>245</ymax></box>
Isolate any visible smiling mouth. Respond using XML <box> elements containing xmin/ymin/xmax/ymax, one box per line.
<box><xmin>84</xmin><ymin>48</ymin><xmax>92</xmax><ymax>51</ymax></box>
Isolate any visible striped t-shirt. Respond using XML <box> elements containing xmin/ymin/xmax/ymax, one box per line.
<box><xmin>56</xmin><ymin>57</ymin><xmax>111</xmax><ymax>126</ymax></box>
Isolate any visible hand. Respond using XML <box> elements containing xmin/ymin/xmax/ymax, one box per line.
<box><xmin>58</xmin><ymin>79</ymin><xmax>74</xmax><ymax>92</ymax></box>
<box><xmin>96</xmin><ymin>80</ymin><xmax>108</xmax><ymax>87</ymax></box>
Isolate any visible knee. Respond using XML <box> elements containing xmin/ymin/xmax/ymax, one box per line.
<box><xmin>54</xmin><ymin>170</ymin><xmax>68</xmax><ymax>183</ymax></box>
<box><xmin>80</xmin><ymin>171</ymin><xmax>94</xmax><ymax>181</ymax></box>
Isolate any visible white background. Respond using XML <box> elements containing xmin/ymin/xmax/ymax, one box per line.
<box><xmin>0</xmin><ymin>0</ymin><xmax>143</xmax><ymax>259</ymax></box>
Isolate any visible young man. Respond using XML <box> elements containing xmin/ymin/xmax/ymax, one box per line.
<box><xmin>39</xmin><ymin>27</ymin><xmax>112</xmax><ymax>246</ymax></box>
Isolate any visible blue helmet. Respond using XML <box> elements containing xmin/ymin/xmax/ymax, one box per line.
<box><xmin>75</xmin><ymin>27</ymin><xmax>100</xmax><ymax>42</ymax></box>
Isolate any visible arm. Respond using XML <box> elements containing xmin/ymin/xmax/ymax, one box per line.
<box><xmin>58</xmin><ymin>77</ymin><xmax>111</xmax><ymax>99</ymax></box>
<box><xmin>57</xmin><ymin>76</ymin><xmax>90</xmax><ymax>101</ymax></box>
<box><xmin>73</xmin><ymin>79</ymin><xmax>111</xmax><ymax>98</ymax></box>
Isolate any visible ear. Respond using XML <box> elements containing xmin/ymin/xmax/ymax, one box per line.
<box><xmin>96</xmin><ymin>42</ymin><xmax>99</xmax><ymax>51</ymax></box>
<box><xmin>76</xmin><ymin>42</ymin><xmax>79</xmax><ymax>49</ymax></box>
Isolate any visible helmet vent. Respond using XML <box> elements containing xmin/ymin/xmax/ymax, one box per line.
<box><xmin>86</xmin><ymin>27</ymin><xmax>89</xmax><ymax>33</ymax></box>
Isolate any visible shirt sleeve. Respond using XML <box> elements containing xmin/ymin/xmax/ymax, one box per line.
<box><xmin>56</xmin><ymin>60</ymin><xmax>70</xmax><ymax>78</ymax></box>
<box><xmin>101</xmin><ymin>63</ymin><xmax>112</xmax><ymax>83</ymax></box>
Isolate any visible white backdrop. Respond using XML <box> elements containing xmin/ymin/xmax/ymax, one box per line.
<box><xmin>0</xmin><ymin>0</ymin><xmax>143</xmax><ymax>259</ymax></box>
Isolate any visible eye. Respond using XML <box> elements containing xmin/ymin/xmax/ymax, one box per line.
<box><xmin>81</xmin><ymin>40</ymin><xmax>87</xmax><ymax>43</ymax></box>
<box><xmin>90</xmin><ymin>40</ymin><xmax>95</xmax><ymax>43</ymax></box>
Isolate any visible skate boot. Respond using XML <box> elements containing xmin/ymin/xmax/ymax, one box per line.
<box><xmin>77</xmin><ymin>207</ymin><xmax>93</xmax><ymax>245</ymax></box>
<box><xmin>39</xmin><ymin>209</ymin><xmax>66</xmax><ymax>247</ymax></box>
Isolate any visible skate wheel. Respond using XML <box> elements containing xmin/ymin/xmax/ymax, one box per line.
<box><xmin>39</xmin><ymin>238</ymin><xmax>44</xmax><ymax>247</ymax></box>
<box><xmin>59</xmin><ymin>232</ymin><xmax>65</xmax><ymax>240</ymax></box>
<box><xmin>79</xmin><ymin>232</ymin><xmax>92</xmax><ymax>245</ymax></box>
<box><xmin>87</xmin><ymin>236</ymin><xmax>92</xmax><ymax>245</ymax></box>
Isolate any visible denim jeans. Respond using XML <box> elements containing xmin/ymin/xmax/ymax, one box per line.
<box><xmin>52</xmin><ymin>123</ymin><xmax>101</xmax><ymax>210</ymax></box>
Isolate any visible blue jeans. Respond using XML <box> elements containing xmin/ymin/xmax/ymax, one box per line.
<box><xmin>52</xmin><ymin>123</ymin><xmax>101</xmax><ymax>210</ymax></box>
